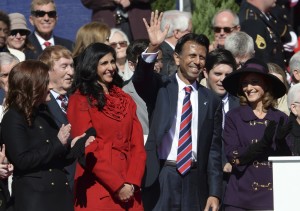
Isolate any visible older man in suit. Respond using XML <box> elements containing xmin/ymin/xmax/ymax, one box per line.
<box><xmin>133</xmin><ymin>11</ymin><xmax>223</xmax><ymax>211</ymax></box>
<box><xmin>38</xmin><ymin>45</ymin><xmax>75</xmax><ymax>189</ymax></box>
<box><xmin>26</xmin><ymin>0</ymin><xmax>73</xmax><ymax>59</ymax></box>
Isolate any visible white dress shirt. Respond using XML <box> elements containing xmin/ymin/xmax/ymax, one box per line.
<box><xmin>158</xmin><ymin>74</ymin><xmax>199</xmax><ymax>161</ymax></box>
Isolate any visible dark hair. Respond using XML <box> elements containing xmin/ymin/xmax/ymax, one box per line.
<box><xmin>205</xmin><ymin>48</ymin><xmax>237</xmax><ymax>73</ymax></box>
<box><xmin>126</xmin><ymin>39</ymin><xmax>149</xmax><ymax>63</ymax></box>
<box><xmin>0</xmin><ymin>11</ymin><xmax>10</xmax><ymax>30</ymax></box>
<box><xmin>71</xmin><ymin>42</ymin><xmax>123</xmax><ymax>110</ymax></box>
<box><xmin>5</xmin><ymin>60</ymin><xmax>50</xmax><ymax>126</ymax></box>
<box><xmin>175</xmin><ymin>33</ymin><xmax>209</xmax><ymax>55</ymax></box>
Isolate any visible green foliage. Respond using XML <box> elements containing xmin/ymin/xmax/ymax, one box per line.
<box><xmin>151</xmin><ymin>0</ymin><xmax>239</xmax><ymax>43</ymax></box>
<box><xmin>151</xmin><ymin>0</ymin><xmax>175</xmax><ymax>12</ymax></box>
<box><xmin>192</xmin><ymin>0</ymin><xmax>239</xmax><ymax>42</ymax></box>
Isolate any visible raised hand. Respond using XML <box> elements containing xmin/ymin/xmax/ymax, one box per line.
<box><xmin>143</xmin><ymin>10</ymin><xmax>169</xmax><ymax>51</ymax></box>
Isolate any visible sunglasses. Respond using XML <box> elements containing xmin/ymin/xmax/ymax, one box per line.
<box><xmin>10</xmin><ymin>29</ymin><xmax>29</xmax><ymax>36</ymax></box>
<box><xmin>110</xmin><ymin>41</ymin><xmax>128</xmax><ymax>48</ymax></box>
<box><xmin>31</xmin><ymin>10</ymin><xmax>57</xmax><ymax>18</ymax></box>
<box><xmin>213</xmin><ymin>26</ymin><xmax>236</xmax><ymax>33</ymax></box>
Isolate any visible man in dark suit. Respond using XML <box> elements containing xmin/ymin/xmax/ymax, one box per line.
<box><xmin>26</xmin><ymin>0</ymin><xmax>73</xmax><ymax>60</ymax></box>
<box><xmin>134</xmin><ymin>11</ymin><xmax>223</xmax><ymax>210</ymax></box>
<box><xmin>38</xmin><ymin>45</ymin><xmax>75</xmax><ymax>189</ymax></box>
<box><xmin>202</xmin><ymin>48</ymin><xmax>240</xmax><ymax>209</ymax></box>
<box><xmin>159</xmin><ymin>10</ymin><xmax>192</xmax><ymax>76</ymax></box>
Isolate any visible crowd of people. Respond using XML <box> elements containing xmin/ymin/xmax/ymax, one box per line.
<box><xmin>0</xmin><ymin>0</ymin><xmax>299</xmax><ymax>210</ymax></box>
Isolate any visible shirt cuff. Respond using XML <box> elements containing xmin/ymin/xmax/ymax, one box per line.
<box><xmin>141</xmin><ymin>48</ymin><xmax>158</xmax><ymax>63</ymax></box>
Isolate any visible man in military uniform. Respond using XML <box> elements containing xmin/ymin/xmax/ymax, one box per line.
<box><xmin>239</xmin><ymin>0</ymin><xmax>292</xmax><ymax>69</ymax></box>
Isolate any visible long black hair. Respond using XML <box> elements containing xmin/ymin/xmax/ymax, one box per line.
<box><xmin>71</xmin><ymin>42</ymin><xmax>123</xmax><ymax>110</ymax></box>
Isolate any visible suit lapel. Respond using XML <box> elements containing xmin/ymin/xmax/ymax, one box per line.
<box><xmin>47</xmin><ymin>93</ymin><xmax>68</xmax><ymax>127</ymax></box>
<box><xmin>197</xmin><ymin>86</ymin><xmax>209</xmax><ymax>137</ymax></box>
<box><xmin>29</xmin><ymin>33</ymin><xmax>43</xmax><ymax>55</ymax></box>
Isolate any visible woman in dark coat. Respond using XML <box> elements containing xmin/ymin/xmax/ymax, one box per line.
<box><xmin>1</xmin><ymin>60</ymin><xmax>95</xmax><ymax>211</ymax></box>
<box><xmin>222</xmin><ymin>58</ymin><xmax>290</xmax><ymax>211</ymax></box>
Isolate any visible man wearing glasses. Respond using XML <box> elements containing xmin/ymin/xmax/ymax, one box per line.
<box><xmin>209</xmin><ymin>9</ymin><xmax>240</xmax><ymax>52</ymax></box>
<box><xmin>27</xmin><ymin>0</ymin><xmax>73</xmax><ymax>59</ymax></box>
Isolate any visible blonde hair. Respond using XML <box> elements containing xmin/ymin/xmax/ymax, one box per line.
<box><xmin>238</xmin><ymin>74</ymin><xmax>277</xmax><ymax>112</ymax></box>
<box><xmin>38</xmin><ymin>45</ymin><xmax>72</xmax><ymax>70</ymax></box>
<box><xmin>72</xmin><ymin>22</ymin><xmax>110</xmax><ymax>58</ymax></box>
<box><xmin>31</xmin><ymin>0</ymin><xmax>56</xmax><ymax>11</ymax></box>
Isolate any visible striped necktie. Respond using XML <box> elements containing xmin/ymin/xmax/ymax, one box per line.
<box><xmin>177</xmin><ymin>86</ymin><xmax>192</xmax><ymax>175</ymax></box>
<box><xmin>44</xmin><ymin>41</ymin><xmax>51</xmax><ymax>47</ymax></box>
<box><xmin>57</xmin><ymin>94</ymin><xmax>68</xmax><ymax>113</ymax></box>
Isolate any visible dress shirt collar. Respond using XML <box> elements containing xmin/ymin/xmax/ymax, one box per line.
<box><xmin>164</xmin><ymin>40</ymin><xmax>175</xmax><ymax>50</ymax></box>
<box><xmin>175</xmin><ymin>73</ymin><xmax>198</xmax><ymax>92</ymax></box>
<box><xmin>34</xmin><ymin>31</ymin><xmax>54</xmax><ymax>49</ymax></box>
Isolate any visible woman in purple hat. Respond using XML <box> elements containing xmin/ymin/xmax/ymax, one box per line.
<box><xmin>222</xmin><ymin>58</ymin><xmax>291</xmax><ymax>211</ymax></box>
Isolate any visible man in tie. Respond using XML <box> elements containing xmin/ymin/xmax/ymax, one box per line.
<box><xmin>134</xmin><ymin>11</ymin><xmax>223</xmax><ymax>210</ymax></box>
<box><xmin>26</xmin><ymin>0</ymin><xmax>74</xmax><ymax>59</ymax></box>
<box><xmin>38</xmin><ymin>45</ymin><xmax>75</xmax><ymax>189</ymax></box>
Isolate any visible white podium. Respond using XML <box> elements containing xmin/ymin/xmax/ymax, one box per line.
<box><xmin>269</xmin><ymin>156</ymin><xmax>300</xmax><ymax>211</ymax></box>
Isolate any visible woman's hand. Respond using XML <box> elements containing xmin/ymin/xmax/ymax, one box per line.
<box><xmin>117</xmin><ymin>183</ymin><xmax>134</xmax><ymax>202</ymax></box>
<box><xmin>70</xmin><ymin>134</ymin><xmax>95</xmax><ymax>148</ymax></box>
<box><xmin>85</xmin><ymin>136</ymin><xmax>95</xmax><ymax>147</ymax></box>
<box><xmin>57</xmin><ymin>124</ymin><xmax>71</xmax><ymax>145</ymax></box>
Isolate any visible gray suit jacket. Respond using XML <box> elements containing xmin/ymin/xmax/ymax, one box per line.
<box><xmin>123</xmin><ymin>80</ymin><xmax>149</xmax><ymax>135</ymax></box>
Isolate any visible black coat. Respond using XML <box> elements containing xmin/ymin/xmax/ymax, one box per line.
<box><xmin>1</xmin><ymin>106</ymin><xmax>74</xmax><ymax>211</ymax></box>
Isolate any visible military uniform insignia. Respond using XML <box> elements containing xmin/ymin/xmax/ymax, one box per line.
<box><xmin>255</xmin><ymin>34</ymin><xmax>266</xmax><ymax>49</ymax></box>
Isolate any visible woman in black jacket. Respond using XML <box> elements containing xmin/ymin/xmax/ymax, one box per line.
<box><xmin>1</xmin><ymin>60</ymin><xmax>95</xmax><ymax>211</ymax></box>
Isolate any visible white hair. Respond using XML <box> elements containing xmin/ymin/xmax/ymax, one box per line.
<box><xmin>109</xmin><ymin>28</ymin><xmax>130</xmax><ymax>44</ymax></box>
<box><xmin>289</xmin><ymin>51</ymin><xmax>300</xmax><ymax>72</ymax></box>
<box><xmin>0</xmin><ymin>52</ymin><xmax>19</xmax><ymax>67</ymax></box>
<box><xmin>287</xmin><ymin>83</ymin><xmax>300</xmax><ymax>109</ymax></box>
<box><xmin>224</xmin><ymin>31</ymin><xmax>255</xmax><ymax>58</ymax></box>
<box><xmin>160</xmin><ymin>10</ymin><xmax>192</xmax><ymax>38</ymax></box>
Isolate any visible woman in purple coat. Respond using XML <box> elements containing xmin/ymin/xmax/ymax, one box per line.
<box><xmin>221</xmin><ymin>58</ymin><xmax>290</xmax><ymax>211</ymax></box>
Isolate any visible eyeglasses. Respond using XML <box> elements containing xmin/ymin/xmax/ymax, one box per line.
<box><xmin>109</xmin><ymin>41</ymin><xmax>128</xmax><ymax>48</ymax></box>
<box><xmin>10</xmin><ymin>29</ymin><xmax>29</xmax><ymax>36</ymax></box>
<box><xmin>31</xmin><ymin>10</ymin><xmax>57</xmax><ymax>18</ymax></box>
<box><xmin>213</xmin><ymin>26</ymin><xmax>237</xmax><ymax>33</ymax></box>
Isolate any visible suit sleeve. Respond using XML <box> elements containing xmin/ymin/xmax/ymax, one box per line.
<box><xmin>125</xmin><ymin>99</ymin><xmax>146</xmax><ymax>187</ymax></box>
<box><xmin>207</xmin><ymin>102</ymin><xmax>223</xmax><ymax>199</ymax></box>
<box><xmin>132</xmin><ymin>57</ymin><xmax>162</xmax><ymax>118</ymax></box>
<box><xmin>241</xmin><ymin>20</ymin><xmax>270</xmax><ymax>63</ymax></box>
<box><xmin>2</xmin><ymin>110</ymin><xmax>66</xmax><ymax>172</ymax></box>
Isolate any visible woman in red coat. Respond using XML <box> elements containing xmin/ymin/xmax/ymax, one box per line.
<box><xmin>67</xmin><ymin>43</ymin><xmax>146</xmax><ymax>210</ymax></box>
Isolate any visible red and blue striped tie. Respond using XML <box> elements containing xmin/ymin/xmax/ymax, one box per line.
<box><xmin>177</xmin><ymin>86</ymin><xmax>192</xmax><ymax>175</ymax></box>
